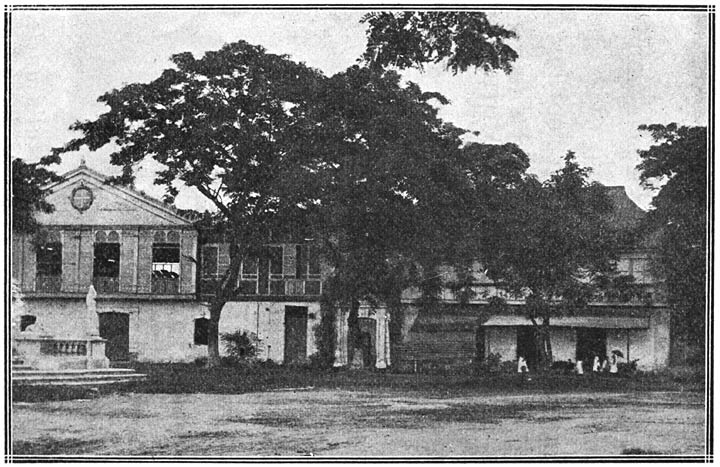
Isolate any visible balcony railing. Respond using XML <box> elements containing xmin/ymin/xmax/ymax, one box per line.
<box><xmin>93</xmin><ymin>276</ymin><xmax>119</xmax><ymax>294</ymax></box>
<box><xmin>35</xmin><ymin>275</ymin><xmax>61</xmax><ymax>293</ymax></box>
<box><xmin>151</xmin><ymin>276</ymin><xmax>179</xmax><ymax>294</ymax></box>
<box><xmin>199</xmin><ymin>277</ymin><xmax>322</xmax><ymax>297</ymax></box>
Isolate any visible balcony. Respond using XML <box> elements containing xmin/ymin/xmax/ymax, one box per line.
<box><xmin>35</xmin><ymin>275</ymin><xmax>61</xmax><ymax>293</ymax></box>
<box><xmin>151</xmin><ymin>276</ymin><xmax>179</xmax><ymax>295</ymax></box>
<box><xmin>93</xmin><ymin>276</ymin><xmax>119</xmax><ymax>294</ymax></box>
<box><xmin>198</xmin><ymin>277</ymin><xmax>322</xmax><ymax>298</ymax></box>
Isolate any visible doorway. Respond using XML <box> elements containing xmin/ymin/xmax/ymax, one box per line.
<box><xmin>358</xmin><ymin>317</ymin><xmax>377</xmax><ymax>368</ymax></box>
<box><xmin>284</xmin><ymin>306</ymin><xmax>308</xmax><ymax>364</ymax></box>
<box><xmin>576</xmin><ymin>328</ymin><xmax>607</xmax><ymax>366</ymax></box>
<box><xmin>516</xmin><ymin>327</ymin><xmax>538</xmax><ymax>370</ymax></box>
<box><xmin>98</xmin><ymin>312</ymin><xmax>130</xmax><ymax>362</ymax></box>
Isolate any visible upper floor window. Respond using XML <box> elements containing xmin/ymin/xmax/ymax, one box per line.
<box><xmin>36</xmin><ymin>231</ymin><xmax>62</xmax><ymax>292</ymax></box>
<box><xmin>295</xmin><ymin>244</ymin><xmax>321</xmax><ymax>278</ymax></box>
<box><xmin>201</xmin><ymin>245</ymin><xmax>219</xmax><ymax>278</ymax></box>
<box><xmin>94</xmin><ymin>230</ymin><xmax>120</xmax><ymax>293</ymax></box>
<box><xmin>152</xmin><ymin>231</ymin><xmax>180</xmax><ymax>294</ymax></box>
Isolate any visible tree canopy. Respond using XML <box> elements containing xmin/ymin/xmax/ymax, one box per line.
<box><xmin>53</xmin><ymin>40</ymin><xmax>328</xmax><ymax>365</ymax></box>
<box><xmin>361</xmin><ymin>11</ymin><xmax>518</xmax><ymax>74</ymax></box>
<box><xmin>485</xmin><ymin>152</ymin><xmax>627</xmax><ymax>366</ymax></box>
<box><xmin>11</xmin><ymin>158</ymin><xmax>61</xmax><ymax>234</ymax></box>
<box><xmin>636</xmin><ymin>123</ymin><xmax>707</xmax><ymax>363</ymax></box>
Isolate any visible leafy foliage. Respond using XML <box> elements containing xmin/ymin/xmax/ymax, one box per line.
<box><xmin>52</xmin><ymin>40</ymin><xmax>327</xmax><ymax>366</ymax></box>
<box><xmin>220</xmin><ymin>330</ymin><xmax>261</xmax><ymax>363</ymax></box>
<box><xmin>11</xmin><ymin>158</ymin><xmax>61</xmax><ymax>234</ymax></box>
<box><xmin>636</xmin><ymin>123</ymin><xmax>707</xmax><ymax>362</ymax></box>
<box><xmin>361</xmin><ymin>11</ymin><xmax>518</xmax><ymax>74</ymax></box>
<box><xmin>486</xmin><ymin>152</ymin><xmax>630</xmax><ymax>366</ymax></box>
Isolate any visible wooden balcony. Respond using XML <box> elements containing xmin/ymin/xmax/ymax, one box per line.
<box><xmin>199</xmin><ymin>277</ymin><xmax>322</xmax><ymax>298</ymax></box>
<box><xmin>35</xmin><ymin>275</ymin><xmax>61</xmax><ymax>293</ymax></box>
<box><xmin>93</xmin><ymin>276</ymin><xmax>119</xmax><ymax>294</ymax></box>
<box><xmin>151</xmin><ymin>276</ymin><xmax>179</xmax><ymax>295</ymax></box>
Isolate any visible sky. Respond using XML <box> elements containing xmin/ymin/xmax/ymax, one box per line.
<box><xmin>10</xmin><ymin>8</ymin><xmax>709</xmax><ymax>210</ymax></box>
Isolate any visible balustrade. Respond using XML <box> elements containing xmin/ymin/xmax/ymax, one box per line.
<box><xmin>40</xmin><ymin>339</ymin><xmax>87</xmax><ymax>356</ymax></box>
<box><xmin>35</xmin><ymin>274</ymin><xmax>62</xmax><ymax>293</ymax></box>
<box><xmin>151</xmin><ymin>276</ymin><xmax>179</xmax><ymax>294</ymax></box>
<box><xmin>93</xmin><ymin>276</ymin><xmax>119</xmax><ymax>293</ymax></box>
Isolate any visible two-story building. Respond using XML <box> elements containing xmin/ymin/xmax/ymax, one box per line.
<box><xmin>12</xmin><ymin>164</ymin><xmax>392</xmax><ymax>368</ymax></box>
<box><xmin>393</xmin><ymin>186</ymin><xmax>670</xmax><ymax>372</ymax></box>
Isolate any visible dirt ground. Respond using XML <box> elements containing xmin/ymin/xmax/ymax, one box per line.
<box><xmin>12</xmin><ymin>389</ymin><xmax>705</xmax><ymax>457</ymax></box>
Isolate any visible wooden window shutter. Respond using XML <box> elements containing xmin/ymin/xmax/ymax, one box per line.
<box><xmin>61</xmin><ymin>230</ymin><xmax>79</xmax><ymax>293</ymax></box>
<box><xmin>119</xmin><ymin>230</ymin><xmax>138</xmax><ymax>293</ymax></box>
<box><xmin>179</xmin><ymin>231</ymin><xmax>197</xmax><ymax>294</ymax></box>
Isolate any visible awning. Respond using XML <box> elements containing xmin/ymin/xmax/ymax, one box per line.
<box><xmin>482</xmin><ymin>315</ymin><xmax>650</xmax><ymax>329</ymax></box>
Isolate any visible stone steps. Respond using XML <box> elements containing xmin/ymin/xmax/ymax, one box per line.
<box><xmin>12</xmin><ymin>367</ymin><xmax>146</xmax><ymax>387</ymax></box>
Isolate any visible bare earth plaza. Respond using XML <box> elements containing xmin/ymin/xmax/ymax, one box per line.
<box><xmin>6</xmin><ymin>6</ymin><xmax>711</xmax><ymax>461</ymax></box>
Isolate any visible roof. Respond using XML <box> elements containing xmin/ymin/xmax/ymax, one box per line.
<box><xmin>43</xmin><ymin>163</ymin><xmax>194</xmax><ymax>225</ymax></box>
<box><xmin>602</xmin><ymin>186</ymin><xmax>646</xmax><ymax>230</ymax></box>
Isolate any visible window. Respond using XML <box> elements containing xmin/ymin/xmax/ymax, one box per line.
<box><xmin>94</xmin><ymin>231</ymin><xmax>120</xmax><ymax>293</ymax></box>
<box><xmin>295</xmin><ymin>244</ymin><xmax>321</xmax><ymax>295</ymax></box>
<box><xmin>616</xmin><ymin>259</ymin><xmax>631</xmax><ymax>275</ymax></box>
<box><xmin>194</xmin><ymin>318</ymin><xmax>209</xmax><ymax>345</ymax></box>
<box><xmin>201</xmin><ymin>245</ymin><xmax>219</xmax><ymax>278</ymax></box>
<box><xmin>238</xmin><ymin>256</ymin><xmax>259</xmax><ymax>295</ymax></box>
<box><xmin>20</xmin><ymin>315</ymin><xmax>37</xmax><ymax>332</ymax></box>
<box><xmin>632</xmin><ymin>259</ymin><xmax>650</xmax><ymax>284</ymax></box>
<box><xmin>152</xmin><ymin>241</ymin><xmax>180</xmax><ymax>294</ymax></box>
<box><xmin>36</xmin><ymin>240</ymin><xmax>62</xmax><ymax>292</ymax></box>
<box><xmin>269</xmin><ymin>246</ymin><xmax>283</xmax><ymax>276</ymax></box>
<box><xmin>295</xmin><ymin>244</ymin><xmax>320</xmax><ymax>278</ymax></box>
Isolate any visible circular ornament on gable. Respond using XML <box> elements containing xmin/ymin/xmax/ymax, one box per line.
<box><xmin>71</xmin><ymin>185</ymin><xmax>94</xmax><ymax>212</ymax></box>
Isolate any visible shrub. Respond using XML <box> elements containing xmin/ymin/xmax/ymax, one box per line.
<box><xmin>475</xmin><ymin>353</ymin><xmax>502</xmax><ymax>374</ymax></box>
<box><xmin>499</xmin><ymin>360</ymin><xmax>517</xmax><ymax>374</ymax></box>
<box><xmin>618</xmin><ymin>359</ymin><xmax>639</xmax><ymax>377</ymax></box>
<box><xmin>220</xmin><ymin>330</ymin><xmax>261</xmax><ymax>364</ymax></box>
<box><xmin>194</xmin><ymin>356</ymin><xmax>208</xmax><ymax>367</ymax></box>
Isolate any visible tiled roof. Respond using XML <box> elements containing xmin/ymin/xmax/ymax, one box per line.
<box><xmin>602</xmin><ymin>186</ymin><xmax>646</xmax><ymax>230</ymax></box>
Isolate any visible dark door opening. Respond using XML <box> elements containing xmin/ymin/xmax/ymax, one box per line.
<box><xmin>576</xmin><ymin>328</ymin><xmax>607</xmax><ymax>366</ymax></box>
<box><xmin>99</xmin><ymin>312</ymin><xmax>130</xmax><ymax>362</ymax></box>
<box><xmin>475</xmin><ymin>327</ymin><xmax>486</xmax><ymax>361</ymax></box>
<box><xmin>516</xmin><ymin>327</ymin><xmax>538</xmax><ymax>370</ymax></box>
<box><xmin>358</xmin><ymin>318</ymin><xmax>377</xmax><ymax>368</ymax></box>
<box><xmin>284</xmin><ymin>306</ymin><xmax>308</xmax><ymax>364</ymax></box>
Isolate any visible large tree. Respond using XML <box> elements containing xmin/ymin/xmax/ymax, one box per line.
<box><xmin>636</xmin><ymin>123</ymin><xmax>707</xmax><ymax>364</ymax></box>
<box><xmin>51</xmin><ymin>10</ymin><xmax>522</xmax><ymax>368</ymax></box>
<box><xmin>485</xmin><ymin>152</ymin><xmax>627</xmax><ymax>368</ymax></box>
<box><xmin>360</xmin><ymin>11</ymin><xmax>518</xmax><ymax>74</ymax></box>
<box><xmin>11</xmin><ymin>158</ymin><xmax>61</xmax><ymax>234</ymax></box>
<box><xmin>288</xmin><ymin>67</ymin><xmax>530</xmax><ymax>363</ymax></box>
<box><xmin>53</xmin><ymin>40</ymin><xmax>326</xmax><ymax>366</ymax></box>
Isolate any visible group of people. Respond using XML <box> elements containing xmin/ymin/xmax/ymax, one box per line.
<box><xmin>575</xmin><ymin>354</ymin><xmax>620</xmax><ymax>375</ymax></box>
<box><xmin>516</xmin><ymin>353</ymin><xmax>620</xmax><ymax>377</ymax></box>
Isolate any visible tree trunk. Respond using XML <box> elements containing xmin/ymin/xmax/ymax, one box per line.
<box><xmin>542</xmin><ymin>317</ymin><xmax>553</xmax><ymax>363</ymax></box>
<box><xmin>205</xmin><ymin>244</ymin><xmax>243</xmax><ymax>368</ymax></box>
<box><xmin>530</xmin><ymin>317</ymin><xmax>553</xmax><ymax>372</ymax></box>
<box><xmin>206</xmin><ymin>298</ymin><xmax>226</xmax><ymax>367</ymax></box>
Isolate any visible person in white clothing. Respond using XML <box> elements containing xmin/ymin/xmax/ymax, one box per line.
<box><xmin>609</xmin><ymin>354</ymin><xmax>618</xmax><ymax>374</ymax></box>
<box><xmin>592</xmin><ymin>355</ymin><xmax>601</xmax><ymax>373</ymax></box>
<box><xmin>517</xmin><ymin>356</ymin><xmax>529</xmax><ymax>374</ymax></box>
<box><xmin>575</xmin><ymin>359</ymin><xmax>584</xmax><ymax>375</ymax></box>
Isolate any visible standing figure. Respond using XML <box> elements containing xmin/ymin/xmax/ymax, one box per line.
<box><xmin>517</xmin><ymin>356</ymin><xmax>529</xmax><ymax>374</ymax></box>
<box><xmin>592</xmin><ymin>355</ymin><xmax>601</xmax><ymax>373</ymax></box>
<box><xmin>609</xmin><ymin>354</ymin><xmax>618</xmax><ymax>375</ymax></box>
<box><xmin>575</xmin><ymin>359</ymin><xmax>584</xmax><ymax>375</ymax></box>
